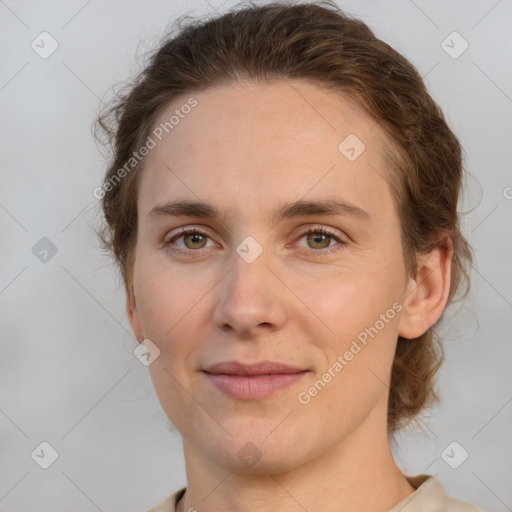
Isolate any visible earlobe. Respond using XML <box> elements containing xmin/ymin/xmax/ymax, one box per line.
<box><xmin>126</xmin><ymin>288</ymin><xmax>144</xmax><ymax>344</ymax></box>
<box><xmin>398</xmin><ymin>237</ymin><xmax>453</xmax><ymax>340</ymax></box>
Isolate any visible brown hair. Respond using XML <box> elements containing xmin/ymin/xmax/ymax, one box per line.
<box><xmin>94</xmin><ymin>0</ymin><xmax>472</xmax><ymax>433</ymax></box>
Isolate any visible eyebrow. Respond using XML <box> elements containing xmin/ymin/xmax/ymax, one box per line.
<box><xmin>146</xmin><ymin>198</ymin><xmax>371</xmax><ymax>225</ymax></box>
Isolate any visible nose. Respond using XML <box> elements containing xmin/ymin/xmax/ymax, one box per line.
<box><xmin>212</xmin><ymin>247</ymin><xmax>288</xmax><ymax>338</ymax></box>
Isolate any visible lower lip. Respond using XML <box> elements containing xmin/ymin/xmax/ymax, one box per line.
<box><xmin>204</xmin><ymin>371</ymin><xmax>308</xmax><ymax>400</ymax></box>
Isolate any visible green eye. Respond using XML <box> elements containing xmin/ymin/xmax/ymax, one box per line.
<box><xmin>165</xmin><ymin>228</ymin><xmax>213</xmax><ymax>252</ymax></box>
<box><xmin>297</xmin><ymin>227</ymin><xmax>345</xmax><ymax>253</ymax></box>
<box><xmin>182</xmin><ymin>231</ymin><xmax>208</xmax><ymax>249</ymax></box>
<box><xmin>305</xmin><ymin>231</ymin><xmax>334</xmax><ymax>249</ymax></box>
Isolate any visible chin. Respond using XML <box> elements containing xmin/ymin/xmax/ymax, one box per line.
<box><xmin>199</xmin><ymin>426</ymin><xmax>314</xmax><ymax>475</ymax></box>
<box><xmin>217</xmin><ymin>447</ymin><xmax>306</xmax><ymax>475</ymax></box>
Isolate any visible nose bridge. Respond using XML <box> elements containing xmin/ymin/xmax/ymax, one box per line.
<box><xmin>212</xmin><ymin>242</ymin><xmax>286</xmax><ymax>335</ymax></box>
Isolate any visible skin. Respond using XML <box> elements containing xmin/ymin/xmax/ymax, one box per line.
<box><xmin>126</xmin><ymin>79</ymin><xmax>453</xmax><ymax>512</ymax></box>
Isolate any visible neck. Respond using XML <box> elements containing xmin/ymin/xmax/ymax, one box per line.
<box><xmin>176</xmin><ymin>404</ymin><xmax>415</xmax><ymax>512</ymax></box>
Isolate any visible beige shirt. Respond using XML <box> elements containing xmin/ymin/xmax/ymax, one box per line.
<box><xmin>147</xmin><ymin>474</ymin><xmax>484</xmax><ymax>511</ymax></box>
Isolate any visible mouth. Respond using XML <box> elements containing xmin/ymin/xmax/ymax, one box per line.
<box><xmin>203</xmin><ymin>360</ymin><xmax>309</xmax><ymax>400</ymax></box>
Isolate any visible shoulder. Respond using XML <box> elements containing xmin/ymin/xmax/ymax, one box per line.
<box><xmin>389</xmin><ymin>475</ymin><xmax>484</xmax><ymax>512</ymax></box>
<box><xmin>445</xmin><ymin>494</ymin><xmax>485</xmax><ymax>512</ymax></box>
<box><xmin>148</xmin><ymin>479</ymin><xmax>484</xmax><ymax>512</ymax></box>
<box><xmin>146</xmin><ymin>487</ymin><xmax>186</xmax><ymax>512</ymax></box>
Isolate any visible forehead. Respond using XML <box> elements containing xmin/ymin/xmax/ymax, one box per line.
<box><xmin>138</xmin><ymin>79</ymin><xmax>394</xmax><ymax>223</ymax></box>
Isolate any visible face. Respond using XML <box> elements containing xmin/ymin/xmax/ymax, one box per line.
<box><xmin>128</xmin><ymin>79</ymin><xmax>413</xmax><ymax>473</ymax></box>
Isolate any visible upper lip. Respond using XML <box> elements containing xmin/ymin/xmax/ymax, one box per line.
<box><xmin>203</xmin><ymin>360</ymin><xmax>307</xmax><ymax>376</ymax></box>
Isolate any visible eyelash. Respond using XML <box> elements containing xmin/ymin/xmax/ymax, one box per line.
<box><xmin>163</xmin><ymin>226</ymin><xmax>346</xmax><ymax>257</ymax></box>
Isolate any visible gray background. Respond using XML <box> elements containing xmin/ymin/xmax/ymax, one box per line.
<box><xmin>0</xmin><ymin>0</ymin><xmax>511</xmax><ymax>511</ymax></box>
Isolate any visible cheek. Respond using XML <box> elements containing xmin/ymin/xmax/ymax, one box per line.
<box><xmin>133</xmin><ymin>256</ymin><xmax>209</xmax><ymax>348</ymax></box>
<box><xmin>297</xmin><ymin>277</ymin><xmax>400</xmax><ymax>431</ymax></box>
<box><xmin>134</xmin><ymin>261</ymin><xmax>204</xmax><ymax>428</ymax></box>
<box><xmin>300</xmin><ymin>265</ymin><xmax>403</xmax><ymax>342</ymax></box>
<box><xmin>294</xmin><ymin>260</ymin><xmax>403</xmax><ymax>399</ymax></box>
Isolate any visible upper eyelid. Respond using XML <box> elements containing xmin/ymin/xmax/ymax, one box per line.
<box><xmin>165</xmin><ymin>226</ymin><xmax>216</xmax><ymax>243</ymax></box>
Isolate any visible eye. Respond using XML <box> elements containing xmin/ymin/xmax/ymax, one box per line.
<box><xmin>164</xmin><ymin>227</ymin><xmax>217</xmax><ymax>252</ymax></box>
<box><xmin>295</xmin><ymin>227</ymin><xmax>346</xmax><ymax>254</ymax></box>
<box><xmin>163</xmin><ymin>225</ymin><xmax>346</xmax><ymax>257</ymax></box>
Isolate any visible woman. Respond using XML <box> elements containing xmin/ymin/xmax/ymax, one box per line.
<box><xmin>95</xmin><ymin>2</ymin><xmax>481</xmax><ymax>510</ymax></box>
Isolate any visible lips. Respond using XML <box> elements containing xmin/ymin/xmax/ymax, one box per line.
<box><xmin>203</xmin><ymin>360</ymin><xmax>306</xmax><ymax>376</ymax></box>
<box><xmin>203</xmin><ymin>360</ymin><xmax>309</xmax><ymax>400</ymax></box>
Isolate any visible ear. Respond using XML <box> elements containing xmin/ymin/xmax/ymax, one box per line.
<box><xmin>126</xmin><ymin>286</ymin><xmax>144</xmax><ymax>344</ymax></box>
<box><xmin>398</xmin><ymin>236</ymin><xmax>453</xmax><ymax>339</ymax></box>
